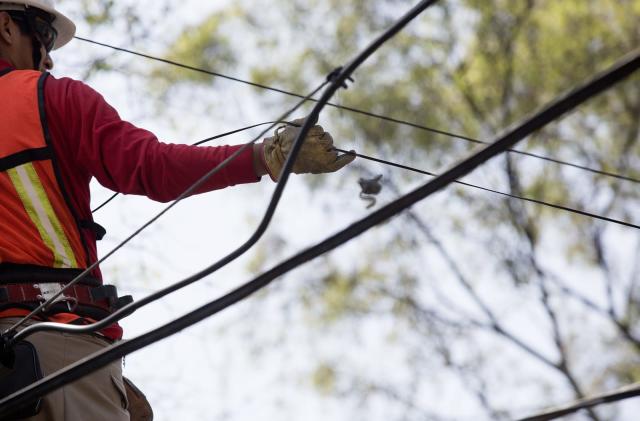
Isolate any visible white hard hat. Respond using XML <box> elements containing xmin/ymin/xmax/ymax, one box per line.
<box><xmin>0</xmin><ymin>0</ymin><xmax>75</xmax><ymax>50</ymax></box>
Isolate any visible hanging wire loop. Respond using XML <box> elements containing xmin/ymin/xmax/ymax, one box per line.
<box><xmin>336</xmin><ymin>149</ymin><xmax>640</xmax><ymax>229</ymax></box>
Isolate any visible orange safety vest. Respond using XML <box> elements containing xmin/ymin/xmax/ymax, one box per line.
<box><xmin>0</xmin><ymin>69</ymin><xmax>88</xmax><ymax>272</ymax></box>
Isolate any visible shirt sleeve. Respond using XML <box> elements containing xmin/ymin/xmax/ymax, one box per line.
<box><xmin>44</xmin><ymin>75</ymin><xmax>260</xmax><ymax>203</ymax></box>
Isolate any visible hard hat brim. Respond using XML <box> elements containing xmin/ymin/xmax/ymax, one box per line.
<box><xmin>50</xmin><ymin>10</ymin><xmax>75</xmax><ymax>50</ymax></box>
<box><xmin>0</xmin><ymin>1</ymin><xmax>76</xmax><ymax>50</ymax></box>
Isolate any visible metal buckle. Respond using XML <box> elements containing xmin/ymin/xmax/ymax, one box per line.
<box><xmin>34</xmin><ymin>283</ymin><xmax>76</xmax><ymax>312</ymax></box>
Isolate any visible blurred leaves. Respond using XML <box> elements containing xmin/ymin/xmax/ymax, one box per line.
<box><xmin>312</xmin><ymin>363</ymin><xmax>338</xmax><ymax>395</ymax></box>
<box><xmin>150</xmin><ymin>8</ymin><xmax>243</xmax><ymax>89</ymax></box>
<box><xmin>77</xmin><ymin>0</ymin><xmax>116</xmax><ymax>26</ymax></box>
<box><xmin>132</xmin><ymin>0</ymin><xmax>640</xmax><ymax>418</ymax></box>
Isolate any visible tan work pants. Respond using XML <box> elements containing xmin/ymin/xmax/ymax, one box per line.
<box><xmin>0</xmin><ymin>318</ymin><xmax>129</xmax><ymax>421</ymax></box>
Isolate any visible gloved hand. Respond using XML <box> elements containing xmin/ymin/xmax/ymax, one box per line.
<box><xmin>261</xmin><ymin>117</ymin><xmax>356</xmax><ymax>181</ymax></box>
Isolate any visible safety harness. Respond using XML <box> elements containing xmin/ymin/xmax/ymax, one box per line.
<box><xmin>0</xmin><ymin>269</ymin><xmax>131</xmax><ymax>321</ymax></box>
<box><xmin>0</xmin><ymin>69</ymin><xmax>131</xmax><ymax>321</ymax></box>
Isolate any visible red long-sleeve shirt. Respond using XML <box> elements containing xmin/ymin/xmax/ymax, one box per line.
<box><xmin>0</xmin><ymin>60</ymin><xmax>259</xmax><ymax>273</ymax></box>
<box><xmin>0</xmin><ymin>60</ymin><xmax>260</xmax><ymax>338</ymax></box>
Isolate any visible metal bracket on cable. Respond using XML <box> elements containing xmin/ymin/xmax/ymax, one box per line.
<box><xmin>326</xmin><ymin>66</ymin><xmax>355</xmax><ymax>89</ymax></box>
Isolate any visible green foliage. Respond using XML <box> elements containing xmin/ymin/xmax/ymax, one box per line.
<box><xmin>149</xmin><ymin>7</ymin><xmax>244</xmax><ymax>91</ymax></box>
<box><xmin>304</xmin><ymin>264</ymin><xmax>388</xmax><ymax>324</ymax></box>
<box><xmin>149</xmin><ymin>0</ymin><xmax>640</xmax><ymax>418</ymax></box>
<box><xmin>312</xmin><ymin>363</ymin><xmax>338</xmax><ymax>395</ymax></box>
<box><xmin>78</xmin><ymin>0</ymin><xmax>116</xmax><ymax>26</ymax></box>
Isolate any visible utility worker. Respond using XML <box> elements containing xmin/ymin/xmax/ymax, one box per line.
<box><xmin>0</xmin><ymin>0</ymin><xmax>355</xmax><ymax>419</ymax></box>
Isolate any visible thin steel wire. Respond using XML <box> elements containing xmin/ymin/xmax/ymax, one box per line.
<box><xmin>6</xmin><ymin>0</ymin><xmax>441</xmax><ymax>345</ymax></box>
<box><xmin>91</xmin><ymin>121</ymin><xmax>284</xmax><ymax>213</ymax></box>
<box><xmin>2</xmin><ymin>38</ymin><xmax>636</xmax><ymax>417</ymax></box>
<box><xmin>336</xmin><ymin>148</ymin><xmax>640</xmax><ymax>230</ymax></box>
<box><xmin>74</xmin><ymin>37</ymin><xmax>640</xmax><ymax>186</ymax></box>
<box><xmin>2</xmin><ymin>83</ymin><xmax>328</xmax><ymax>337</ymax></box>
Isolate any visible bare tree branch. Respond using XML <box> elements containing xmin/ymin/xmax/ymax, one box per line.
<box><xmin>503</xmin><ymin>153</ymin><xmax>601</xmax><ymax>421</ymax></box>
<box><xmin>384</xmin><ymin>177</ymin><xmax>558</xmax><ymax>369</ymax></box>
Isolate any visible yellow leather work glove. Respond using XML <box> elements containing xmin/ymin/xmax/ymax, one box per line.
<box><xmin>261</xmin><ymin>117</ymin><xmax>356</xmax><ymax>181</ymax></box>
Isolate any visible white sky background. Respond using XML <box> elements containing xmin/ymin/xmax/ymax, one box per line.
<box><xmin>52</xmin><ymin>1</ymin><xmax>415</xmax><ymax>420</ymax></box>
<box><xmin>44</xmin><ymin>1</ymin><xmax>640</xmax><ymax>420</ymax></box>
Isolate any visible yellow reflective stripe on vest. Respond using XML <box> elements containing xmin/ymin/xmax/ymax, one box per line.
<box><xmin>7</xmin><ymin>163</ymin><xmax>78</xmax><ymax>269</ymax></box>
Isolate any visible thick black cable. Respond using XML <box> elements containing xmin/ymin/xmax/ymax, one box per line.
<box><xmin>89</xmin><ymin>191</ymin><xmax>117</xmax><ymax>214</ymax></box>
<box><xmin>2</xmin><ymin>82</ymin><xmax>328</xmax><ymax>337</ymax></box>
<box><xmin>1</xmin><ymin>36</ymin><xmax>637</xmax><ymax>417</ymax></box>
<box><xmin>91</xmin><ymin>121</ymin><xmax>282</xmax><ymax>213</ymax></box>
<box><xmin>0</xmin><ymin>0</ymin><xmax>440</xmax><ymax>409</ymax></box>
<box><xmin>4</xmin><ymin>0</ymin><xmax>440</xmax><ymax>344</ymax></box>
<box><xmin>517</xmin><ymin>382</ymin><xmax>640</xmax><ymax>421</ymax></box>
<box><xmin>74</xmin><ymin>39</ymin><xmax>640</xmax><ymax>186</ymax></box>
<box><xmin>335</xmin><ymin>149</ymin><xmax>640</xmax><ymax>230</ymax></box>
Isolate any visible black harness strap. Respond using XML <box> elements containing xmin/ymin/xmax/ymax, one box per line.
<box><xmin>79</xmin><ymin>220</ymin><xmax>107</xmax><ymax>241</ymax></box>
<box><xmin>38</xmin><ymin>72</ymin><xmax>96</xmax><ymax>268</ymax></box>
<box><xmin>0</xmin><ymin>147</ymin><xmax>52</xmax><ymax>172</ymax></box>
<box><xmin>0</xmin><ymin>263</ymin><xmax>101</xmax><ymax>287</ymax></box>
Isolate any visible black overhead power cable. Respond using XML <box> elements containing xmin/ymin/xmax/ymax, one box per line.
<box><xmin>335</xmin><ymin>148</ymin><xmax>640</xmax><ymax>230</ymax></box>
<box><xmin>2</xmin><ymin>81</ymin><xmax>329</xmax><ymax>337</ymax></box>
<box><xmin>3</xmin><ymin>0</ymin><xmax>441</xmax><ymax>345</ymax></box>
<box><xmin>517</xmin><ymin>382</ymin><xmax>640</xmax><ymax>421</ymax></box>
<box><xmin>0</xmin><ymin>0</ymin><xmax>441</xmax><ymax>408</ymax></box>
<box><xmin>4</xmin><ymin>0</ymin><xmax>437</xmax><ymax>342</ymax></box>
<box><xmin>74</xmin><ymin>38</ymin><xmax>640</xmax><ymax>186</ymax></box>
<box><xmin>91</xmin><ymin>121</ymin><xmax>283</xmax><ymax>213</ymax></box>
<box><xmin>1</xmin><ymin>31</ymin><xmax>637</xmax><ymax>418</ymax></box>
